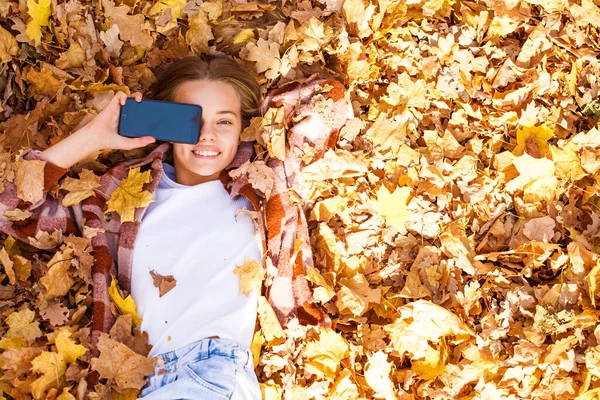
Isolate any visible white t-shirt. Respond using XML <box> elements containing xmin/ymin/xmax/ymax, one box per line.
<box><xmin>130</xmin><ymin>162</ymin><xmax>262</xmax><ymax>357</ymax></box>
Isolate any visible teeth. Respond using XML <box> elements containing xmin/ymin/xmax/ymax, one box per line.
<box><xmin>193</xmin><ymin>150</ymin><xmax>219</xmax><ymax>156</ymax></box>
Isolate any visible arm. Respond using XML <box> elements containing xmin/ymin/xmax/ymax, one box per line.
<box><xmin>0</xmin><ymin>91</ymin><xmax>156</xmax><ymax>248</ymax></box>
<box><xmin>39</xmin><ymin>91</ymin><xmax>156</xmax><ymax>169</ymax></box>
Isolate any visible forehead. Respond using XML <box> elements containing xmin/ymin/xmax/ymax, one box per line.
<box><xmin>173</xmin><ymin>80</ymin><xmax>241</xmax><ymax>115</ymax></box>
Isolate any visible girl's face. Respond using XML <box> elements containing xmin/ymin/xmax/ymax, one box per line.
<box><xmin>171</xmin><ymin>80</ymin><xmax>242</xmax><ymax>186</ymax></box>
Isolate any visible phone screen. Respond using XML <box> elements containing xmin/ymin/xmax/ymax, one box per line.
<box><xmin>118</xmin><ymin>99</ymin><xmax>202</xmax><ymax>144</ymax></box>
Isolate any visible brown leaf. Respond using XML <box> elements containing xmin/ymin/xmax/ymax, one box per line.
<box><xmin>40</xmin><ymin>302</ymin><xmax>69</xmax><ymax>327</ymax></box>
<box><xmin>149</xmin><ymin>269</ymin><xmax>177</xmax><ymax>298</ymax></box>
<box><xmin>90</xmin><ymin>334</ymin><xmax>156</xmax><ymax>390</ymax></box>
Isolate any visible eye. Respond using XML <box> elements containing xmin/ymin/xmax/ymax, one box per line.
<box><xmin>217</xmin><ymin>120</ymin><xmax>233</xmax><ymax>125</ymax></box>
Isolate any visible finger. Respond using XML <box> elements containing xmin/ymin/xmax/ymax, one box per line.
<box><xmin>114</xmin><ymin>91</ymin><xmax>127</xmax><ymax>106</ymax></box>
<box><xmin>133</xmin><ymin>92</ymin><xmax>143</xmax><ymax>102</ymax></box>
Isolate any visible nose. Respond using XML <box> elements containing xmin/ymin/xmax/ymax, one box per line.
<box><xmin>199</xmin><ymin>123</ymin><xmax>216</xmax><ymax>142</ymax></box>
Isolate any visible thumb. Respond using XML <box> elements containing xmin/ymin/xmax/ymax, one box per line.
<box><xmin>123</xmin><ymin>136</ymin><xmax>156</xmax><ymax>150</ymax></box>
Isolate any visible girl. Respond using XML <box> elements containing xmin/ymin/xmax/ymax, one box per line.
<box><xmin>5</xmin><ymin>54</ymin><xmax>264</xmax><ymax>399</ymax></box>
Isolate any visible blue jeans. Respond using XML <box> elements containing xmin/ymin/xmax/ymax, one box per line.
<box><xmin>139</xmin><ymin>337</ymin><xmax>261</xmax><ymax>399</ymax></box>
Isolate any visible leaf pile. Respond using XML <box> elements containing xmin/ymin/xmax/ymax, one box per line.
<box><xmin>2</xmin><ymin>0</ymin><xmax>600</xmax><ymax>399</ymax></box>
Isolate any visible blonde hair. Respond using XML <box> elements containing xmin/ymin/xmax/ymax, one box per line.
<box><xmin>146</xmin><ymin>54</ymin><xmax>261</xmax><ymax>128</ymax></box>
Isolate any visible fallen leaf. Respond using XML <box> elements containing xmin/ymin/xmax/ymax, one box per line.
<box><xmin>0</xmin><ymin>26</ymin><xmax>19</xmax><ymax>64</ymax></box>
<box><xmin>303</xmin><ymin>328</ymin><xmax>349</xmax><ymax>380</ymax></box>
<box><xmin>25</xmin><ymin>0</ymin><xmax>51</xmax><ymax>47</ymax></box>
<box><xmin>15</xmin><ymin>158</ymin><xmax>45</xmax><ymax>204</ymax></box>
<box><xmin>31</xmin><ymin>351</ymin><xmax>66</xmax><ymax>399</ymax></box>
<box><xmin>233</xmin><ymin>258</ymin><xmax>262</xmax><ymax>295</ymax></box>
<box><xmin>108</xmin><ymin>277</ymin><xmax>142</xmax><ymax>326</ymax></box>
<box><xmin>90</xmin><ymin>334</ymin><xmax>155</xmax><ymax>390</ymax></box>
<box><xmin>60</xmin><ymin>169</ymin><xmax>101</xmax><ymax>206</ymax></box>
<box><xmin>3</xmin><ymin>208</ymin><xmax>32</xmax><ymax>221</ymax></box>
<box><xmin>513</xmin><ymin>122</ymin><xmax>554</xmax><ymax>157</ymax></box>
<box><xmin>246</xmin><ymin>38</ymin><xmax>281</xmax><ymax>80</ymax></box>
<box><xmin>40</xmin><ymin>247</ymin><xmax>75</xmax><ymax>300</ymax></box>
<box><xmin>257</xmin><ymin>296</ymin><xmax>286</xmax><ymax>346</ymax></box>
<box><xmin>105</xmin><ymin>167</ymin><xmax>154</xmax><ymax>223</ymax></box>
<box><xmin>149</xmin><ymin>269</ymin><xmax>176</xmax><ymax>297</ymax></box>
<box><xmin>39</xmin><ymin>302</ymin><xmax>70</xmax><ymax>327</ymax></box>
<box><xmin>374</xmin><ymin>185</ymin><xmax>411</xmax><ymax>234</ymax></box>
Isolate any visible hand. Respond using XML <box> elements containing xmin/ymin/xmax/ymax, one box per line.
<box><xmin>77</xmin><ymin>91</ymin><xmax>157</xmax><ymax>153</ymax></box>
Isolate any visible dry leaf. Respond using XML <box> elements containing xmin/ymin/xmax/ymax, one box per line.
<box><xmin>25</xmin><ymin>0</ymin><xmax>51</xmax><ymax>47</ymax></box>
<box><xmin>233</xmin><ymin>258</ymin><xmax>262</xmax><ymax>295</ymax></box>
<box><xmin>149</xmin><ymin>269</ymin><xmax>176</xmax><ymax>297</ymax></box>
<box><xmin>3</xmin><ymin>208</ymin><xmax>32</xmax><ymax>221</ymax></box>
<box><xmin>90</xmin><ymin>334</ymin><xmax>155</xmax><ymax>390</ymax></box>
<box><xmin>59</xmin><ymin>169</ymin><xmax>100</xmax><ymax>207</ymax></box>
<box><xmin>105</xmin><ymin>167</ymin><xmax>154</xmax><ymax>223</ymax></box>
<box><xmin>108</xmin><ymin>277</ymin><xmax>142</xmax><ymax>326</ymax></box>
<box><xmin>15</xmin><ymin>158</ymin><xmax>45</xmax><ymax>204</ymax></box>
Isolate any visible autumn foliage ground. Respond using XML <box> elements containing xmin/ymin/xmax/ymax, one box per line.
<box><xmin>1</xmin><ymin>0</ymin><xmax>600</xmax><ymax>399</ymax></box>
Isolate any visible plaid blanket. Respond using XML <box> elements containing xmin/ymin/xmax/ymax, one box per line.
<box><xmin>0</xmin><ymin>78</ymin><xmax>352</xmax><ymax>350</ymax></box>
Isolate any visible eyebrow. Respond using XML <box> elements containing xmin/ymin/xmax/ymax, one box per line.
<box><xmin>216</xmin><ymin>111</ymin><xmax>239</xmax><ymax>117</ymax></box>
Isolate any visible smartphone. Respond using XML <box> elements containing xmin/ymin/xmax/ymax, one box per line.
<box><xmin>118</xmin><ymin>99</ymin><xmax>202</xmax><ymax>144</ymax></box>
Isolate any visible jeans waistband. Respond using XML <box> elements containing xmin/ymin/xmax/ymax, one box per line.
<box><xmin>156</xmin><ymin>337</ymin><xmax>253</xmax><ymax>371</ymax></box>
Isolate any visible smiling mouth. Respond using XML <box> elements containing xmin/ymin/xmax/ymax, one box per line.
<box><xmin>192</xmin><ymin>150</ymin><xmax>220</xmax><ymax>157</ymax></box>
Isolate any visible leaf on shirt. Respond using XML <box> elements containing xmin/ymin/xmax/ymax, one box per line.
<box><xmin>149</xmin><ymin>269</ymin><xmax>177</xmax><ymax>297</ymax></box>
<box><xmin>233</xmin><ymin>258</ymin><xmax>263</xmax><ymax>295</ymax></box>
<box><xmin>59</xmin><ymin>169</ymin><xmax>101</xmax><ymax>207</ymax></box>
<box><xmin>106</xmin><ymin>167</ymin><xmax>154</xmax><ymax>223</ymax></box>
<box><xmin>108</xmin><ymin>277</ymin><xmax>142</xmax><ymax>326</ymax></box>
<box><xmin>90</xmin><ymin>333</ymin><xmax>156</xmax><ymax>391</ymax></box>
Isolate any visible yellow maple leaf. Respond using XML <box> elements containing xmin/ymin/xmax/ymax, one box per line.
<box><xmin>233</xmin><ymin>258</ymin><xmax>263</xmax><ymax>295</ymax></box>
<box><xmin>31</xmin><ymin>351</ymin><xmax>66</xmax><ymax>399</ymax></box>
<box><xmin>297</xmin><ymin>17</ymin><xmax>326</xmax><ymax>53</ymax></box>
<box><xmin>108</xmin><ymin>277</ymin><xmax>142</xmax><ymax>326</ymax></box>
<box><xmin>374</xmin><ymin>185</ymin><xmax>412</xmax><ymax>234</ymax></box>
<box><xmin>186</xmin><ymin>10</ymin><xmax>214</xmax><ymax>54</ymax></box>
<box><xmin>364</xmin><ymin>351</ymin><xmax>397</xmax><ymax>399</ymax></box>
<box><xmin>60</xmin><ymin>169</ymin><xmax>101</xmax><ymax>207</ymax></box>
<box><xmin>3</xmin><ymin>308</ymin><xmax>43</xmax><ymax>344</ymax></box>
<box><xmin>106</xmin><ymin>167</ymin><xmax>154</xmax><ymax>223</ymax></box>
<box><xmin>55</xmin><ymin>329</ymin><xmax>87</xmax><ymax>364</ymax></box>
<box><xmin>505</xmin><ymin>153</ymin><xmax>558</xmax><ymax>203</ymax></box>
<box><xmin>551</xmin><ymin>142</ymin><xmax>586</xmax><ymax>182</ymax></box>
<box><xmin>303</xmin><ymin>328</ymin><xmax>349</xmax><ymax>380</ymax></box>
<box><xmin>257</xmin><ymin>296</ymin><xmax>285</xmax><ymax>346</ymax></box>
<box><xmin>513</xmin><ymin>121</ymin><xmax>554</xmax><ymax>157</ymax></box>
<box><xmin>148</xmin><ymin>0</ymin><xmax>187</xmax><ymax>34</ymax></box>
<box><xmin>245</xmin><ymin>38</ymin><xmax>282</xmax><ymax>80</ymax></box>
<box><xmin>25</xmin><ymin>0</ymin><xmax>51</xmax><ymax>47</ymax></box>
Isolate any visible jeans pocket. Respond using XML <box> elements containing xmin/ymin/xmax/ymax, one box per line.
<box><xmin>184</xmin><ymin>355</ymin><xmax>236</xmax><ymax>398</ymax></box>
